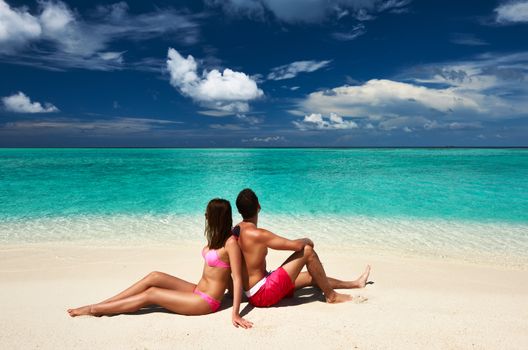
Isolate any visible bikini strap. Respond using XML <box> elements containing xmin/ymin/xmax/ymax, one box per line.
<box><xmin>232</xmin><ymin>225</ymin><xmax>240</xmax><ymax>239</ymax></box>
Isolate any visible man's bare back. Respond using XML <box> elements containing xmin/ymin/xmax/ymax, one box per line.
<box><xmin>235</xmin><ymin>221</ymin><xmax>269</xmax><ymax>290</ymax></box>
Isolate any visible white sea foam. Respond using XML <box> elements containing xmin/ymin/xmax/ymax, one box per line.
<box><xmin>262</xmin><ymin>214</ymin><xmax>528</xmax><ymax>267</ymax></box>
<box><xmin>1</xmin><ymin>214</ymin><xmax>527</xmax><ymax>267</ymax></box>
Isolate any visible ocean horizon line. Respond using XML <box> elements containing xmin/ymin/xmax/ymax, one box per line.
<box><xmin>1</xmin><ymin>146</ymin><xmax>528</xmax><ymax>149</ymax></box>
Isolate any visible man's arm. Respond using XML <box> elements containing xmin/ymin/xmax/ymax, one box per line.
<box><xmin>256</xmin><ymin>228</ymin><xmax>314</xmax><ymax>251</ymax></box>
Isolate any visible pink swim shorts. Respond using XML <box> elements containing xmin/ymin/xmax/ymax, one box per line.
<box><xmin>247</xmin><ymin>267</ymin><xmax>295</xmax><ymax>307</ymax></box>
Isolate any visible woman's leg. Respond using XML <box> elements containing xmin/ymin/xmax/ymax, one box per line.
<box><xmin>99</xmin><ymin>271</ymin><xmax>196</xmax><ymax>304</ymax></box>
<box><xmin>294</xmin><ymin>265</ymin><xmax>371</xmax><ymax>290</ymax></box>
<box><xmin>69</xmin><ymin>287</ymin><xmax>211</xmax><ymax>317</ymax></box>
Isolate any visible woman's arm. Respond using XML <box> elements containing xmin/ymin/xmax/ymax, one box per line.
<box><xmin>225</xmin><ymin>237</ymin><xmax>253</xmax><ymax>329</ymax></box>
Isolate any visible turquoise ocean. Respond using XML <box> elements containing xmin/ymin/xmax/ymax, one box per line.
<box><xmin>1</xmin><ymin>148</ymin><xmax>527</xmax><ymax>266</ymax></box>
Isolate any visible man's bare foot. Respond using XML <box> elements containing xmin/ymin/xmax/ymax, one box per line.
<box><xmin>67</xmin><ymin>305</ymin><xmax>93</xmax><ymax>317</ymax></box>
<box><xmin>326</xmin><ymin>292</ymin><xmax>353</xmax><ymax>303</ymax></box>
<box><xmin>356</xmin><ymin>265</ymin><xmax>371</xmax><ymax>288</ymax></box>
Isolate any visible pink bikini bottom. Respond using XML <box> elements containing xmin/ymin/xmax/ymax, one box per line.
<box><xmin>193</xmin><ymin>288</ymin><xmax>221</xmax><ymax>313</ymax></box>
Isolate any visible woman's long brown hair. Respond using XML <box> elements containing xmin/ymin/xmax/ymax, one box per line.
<box><xmin>204</xmin><ymin>198</ymin><xmax>233</xmax><ymax>249</ymax></box>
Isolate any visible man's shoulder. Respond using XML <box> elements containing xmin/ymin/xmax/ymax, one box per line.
<box><xmin>238</xmin><ymin>224</ymin><xmax>268</xmax><ymax>240</ymax></box>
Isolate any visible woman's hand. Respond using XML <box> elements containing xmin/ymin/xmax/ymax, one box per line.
<box><xmin>232</xmin><ymin>314</ymin><xmax>253</xmax><ymax>329</ymax></box>
<box><xmin>225</xmin><ymin>237</ymin><xmax>253</xmax><ymax>329</ymax></box>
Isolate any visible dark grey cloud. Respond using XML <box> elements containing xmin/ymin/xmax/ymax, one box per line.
<box><xmin>206</xmin><ymin>0</ymin><xmax>412</xmax><ymax>23</ymax></box>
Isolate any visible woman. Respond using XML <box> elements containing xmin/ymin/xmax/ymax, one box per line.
<box><xmin>68</xmin><ymin>198</ymin><xmax>253</xmax><ymax>329</ymax></box>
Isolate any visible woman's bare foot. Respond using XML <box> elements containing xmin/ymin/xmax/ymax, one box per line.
<box><xmin>326</xmin><ymin>291</ymin><xmax>353</xmax><ymax>303</ymax></box>
<box><xmin>67</xmin><ymin>305</ymin><xmax>93</xmax><ymax>317</ymax></box>
<box><xmin>356</xmin><ymin>265</ymin><xmax>371</xmax><ymax>288</ymax></box>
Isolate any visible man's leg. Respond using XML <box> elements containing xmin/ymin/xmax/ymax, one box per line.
<box><xmin>280</xmin><ymin>245</ymin><xmax>352</xmax><ymax>303</ymax></box>
<box><xmin>294</xmin><ymin>265</ymin><xmax>371</xmax><ymax>290</ymax></box>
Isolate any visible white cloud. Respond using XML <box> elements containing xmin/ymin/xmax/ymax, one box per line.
<box><xmin>423</xmin><ymin>120</ymin><xmax>482</xmax><ymax>130</ymax></box>
<box><xmin>450</xmin><ymin>33</ymin><xmax>488</xmax><ymax>46</ymax></box>
<box><xmin>209</xmin><ymin>123</ymin><xmax>246</xmax><ymax>130</ymax></box>
<box><xmin>39</xmin><ymin>0</ymin><xmax>74</xmax><ymax>33</ymax></box>
<box><xmin>197</xmin><ymin>110</ymin><xmax>235</xmax><ymax>117</ymax></box>
<box><xmin>2</xmin><ymin>116</ymin><xmax>180</xmax><ymax>135</ymax></box>
<box><xmin>236</xmin><ymin>113</ymin><xmax>262</xmax><ymax>125</ymax></box>
<box><xmin>268</xmin><ymin>60</ymin><xmax>331</xmax><ymax>80</ymax></box>
<box><xmin>377</xmin><ymin>116</ymin><xmax>422</xmax><ymax>131</ymax></box>
<box><xmin>295</xmin><ymin>52</ymin><xmax>528</xmax><ymax>133</ymax></box>
<box><xmin>332</xmin><ymin>24</ymin><xmax>366</xmax><ymax>41</ymax></box>
<box><xmin>407</xmin><ymin>52</ymin><xmax>528</xmax><ymax>91</ymax></box>
<box><xmin>198</xmin><ymin>70</ymin><xmax>263</xmax><ymax>101</ymax></box>
<box><xmin>0</xmin><ymin>0</ymin><xmax>199</xmax><ymax>70</ymax></box>
<box><xmin>98</xmin><ymin>51</ymin><xmax>125</xmax><ymax>64</ymax></box>
<box><xmin>2</xmin><ymin>92</ymin><xmax>59</xmax><ymax>113</ymax></box>
<box><xmin>294</xmin><ymin>112</ymin><xmax>358</xmax><ymax>130</ymax></box>
<box><xmin>166</xmin><ymin>48</ymin><xmax>263</xmax><ymax>114</ymax></box>
<box><xmin>206</xmin><ymin>0</ymin><xmax>411</xmax><ymax>23</ymax></box>
<box><xmin>0</xmin><ymin>0</ymin><xmax>41</xmax><ymax>52</ymax></box>
<box><xmin>376</xmin><ymin>116</ymin><xmax>481</xmax><ymax>132</ymax></box>
<box><xmin>336</xmin><ymin>8</ymin><xmax>349</xmax><ymax>19</ymax></box>
<box><xmin>301</xmin><ymin>79</ymin><xmax>482</xmax><ymax>118</ymax></box>
<box><xmin>407</xmin><ymin>52</ymin><xmax>528</xmax><ymax>111</ymax></box>
<box><xmin>495</xmin><ymin>1</ymin><xmax>528</xmax><ymax>23</ymax></box>
<box><xmin>242</xmin><ymin>136</ymin><xmax>285</xmax><ymax>142</ymax></box>
<box><xmin>377</xmin><ymin>0</ymin><xmax>412</xmax><ymax>12</ymax></box>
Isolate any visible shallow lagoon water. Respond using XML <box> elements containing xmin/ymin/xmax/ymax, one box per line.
<box><xmin>1</xmin><ymin>148</ymin><xmax>527</xmax><ymax>265</ymax></box>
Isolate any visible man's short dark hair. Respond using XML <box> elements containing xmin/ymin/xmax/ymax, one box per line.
<box><xmin>236</xmin><ymin>188</ymin><xmax>259</xmax><ymax>220</ymax></box>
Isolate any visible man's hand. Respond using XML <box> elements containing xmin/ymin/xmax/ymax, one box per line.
<box><xmin>232</xmin><ymin>314</ymin><xmax>253</xmax><ymax>329</ymax></box>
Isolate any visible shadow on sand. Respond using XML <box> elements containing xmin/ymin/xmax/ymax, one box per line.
<box><xmin>111</xmin><ymin>282</ymin><xmax>374</xmax><ymax>317</ymax></box>
<box><xmin>239</xmin><ymin>286</ymin><xmax>325</xmax><ymax>317</ymax></box>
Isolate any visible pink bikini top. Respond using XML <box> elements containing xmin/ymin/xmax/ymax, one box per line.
<box><xmin>202</xmin><ymin>248</ymin><xmax>230</xmax><ymax>269</ymax></box>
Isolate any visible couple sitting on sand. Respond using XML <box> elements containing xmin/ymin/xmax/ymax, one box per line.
<box><xmin>68</xmin><ymin>189</ymin><xmax>371</xmax><ymax>329</ymax></box>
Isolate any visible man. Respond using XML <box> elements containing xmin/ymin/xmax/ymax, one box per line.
<box><xmin>233</xmin><ymin>188</ymin><xmax>371</xmax><ymax>307</ymax></box>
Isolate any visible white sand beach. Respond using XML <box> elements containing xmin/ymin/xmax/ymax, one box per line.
<box><xmin>1</xmin><ymin>242</ymin><xmax>527</xmax><ymax>350</ymax></box>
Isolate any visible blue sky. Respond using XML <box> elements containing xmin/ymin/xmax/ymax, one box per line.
<box><xmin>0</xmin><ymin>0</ymin><xmax>527</xmax><ymax>147</ymax></box>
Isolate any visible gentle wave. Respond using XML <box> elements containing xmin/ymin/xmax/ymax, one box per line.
<box><xmin>1</xmin><ymin>214</ymin><xmax>526</xmax><ymax>267</ymax></box>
